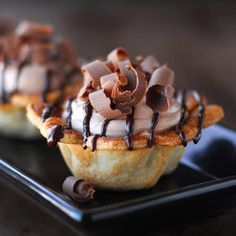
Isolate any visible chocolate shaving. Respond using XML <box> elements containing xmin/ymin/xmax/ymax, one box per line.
<box><xmin>107</xmin><ymin>47</ymin><xmax>129</xmax><ymax>70</ymax></box>
<box><xmin>140</xmin><ymin>55</ymin><xmax>160</xmax><ymax>74</ymax></box>
<box><xmin>79</xmin><ymin>60</ymin><xmax>112</xmax><ymax>100</ymax></box>
<box><xmin>62</xmin><ymin>176</ymin><xmax>95</xmax><ymax>203</ymax></box>
<box><xmin>100</xmin><ymin>72</ymin><xmax>118</xmax><ymax>94</ymax></box>
<box><xmin>147</xmin><ymin>66</ymin><xmax>174</xmax><ymax>88</ymax></box>
<box><xmin>82</xmin><ymin>60</ymin><xmax>112</xmax><ymax>89</ymax></box>
<box><xmin>84</xmin><ymin>56</ymin><xmax>147</xmax><ymax>119</ymax></box>
<box><xmin>89</xmin><ymin>89</ymin><xmax>123</xmax><ymax>119</ymax></box>
<box><xmin>146</xmin><ymin>67</ymin><xmax>175</xmax><ymax>113</ymax></box>
<box><xmin>15</xmin><ymin>21</ymin><xmax>53</xmax><ymax>42</ymax></box>
<box><xmin>118</xmin><ymin>60</ymin><xmax>147</xmax><ymax>105</ymax></box>
<box><xmin>146</xmin><ymin>84</ymin><xmax>174</xmax><ymax>113</ymax></box>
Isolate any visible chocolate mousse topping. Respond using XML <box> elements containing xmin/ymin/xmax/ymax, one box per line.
<box><xmin>45</xmin><ymin>47</ymin><xmax>205</xmax><ymax>150</ymax></box>
<box><xmin>76</xmin><ymin>48</ymin><xmax>177</xmax><ymax>150</ymax></box>
<box><xmin>0</xmin><ymin>21</ymin><xmax>80</xmax><ymax>105</ymax></box>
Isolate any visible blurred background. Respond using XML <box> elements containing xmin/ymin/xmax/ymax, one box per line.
<box><xmin>0</xmin><ymin>0</ymin><xmax>235</xmax><ymax>128</ymax></box>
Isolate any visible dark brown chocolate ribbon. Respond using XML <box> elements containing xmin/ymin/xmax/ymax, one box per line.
<box><xmin>107</xmin><ymin>47</ymin><xmax>129</xmax><ymax>70</ymax></box>
<box><xmin>146</xmin><ymin>66</ymin><xmax>175</xmax><ymax>113</ymax></box>
<box><xmin>140</xmin><ymin>55</ymin><xmax>160</xmax><ymax>74</ymax></box>
<box><xmin>62</xmin><ymin>176</ymin><xmax>95</xmax><ymax>203</ymax></box>
<box><xmin>78</xmin><ymin>60</ymin><xmax>112</xmax><ymax>100</ymax></box>
<box><xmin>88</xmin><ymin>60</ymin><xmax>147</xmax><ymax>119</ymax></box>
<box><xmin>15</xmin><ymin>21</ymin><xmax>53</xmax><ymax>42</ymax></box>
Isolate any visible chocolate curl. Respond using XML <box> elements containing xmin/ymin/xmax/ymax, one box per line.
<box><xmin>147</xmin><ymin>66</ymin><xmax>174</xmax><ymax>89</ymax></box>
<box><xmin>15</xmin><ymin>21</ymin><xmax>53</xmax><ymax>42</ymax></box>
<box><xmin>89</xmin><ymin>89</ymin><xmax>123</xmax><ymax>119</ymax></box>
<box><xmin>102</xmin><ymin>72</ymin><xmax>132</xmax><ymax>104</ymax></box>
<box><xmin>118</xmin><ymin>60</ymin><xmax>147</xmax><ymax>105</ymax></box>
<box><xmin>81</xmin><ymin>60</ymin><xmax>112</xmax><ymax>89</ymax></box>
<box><xmin>146</xmin><ymin>67</ymin><xmax>175</xmax><ymax>113</ymax></box>
<box><xmin>107</xmin><ymin>47</ymin><xmax>129</xmax><ymax>70</ymax></box>
<box><xmin>140</xmin><ymin>55</ymin><xmax>160</xmax><ymax>74</ymax></box>
<box><xmin>146</xmin><ymin>84</ymin><xmax>174</xmax><ymax>113</ymax></box>
<box><xmin>62</xmin><ymin>176</ymin><xmax>95</xmax><ymax>203</ymax></box>
<box><xmin>78</xmin><ymin>60</ymin><xmax>112</xmax><ymax>100</ymax></box>
<box><xmin>100</xmin><ymin>73</ymin><xmax>118</xmax><ymax>94</ymax></box>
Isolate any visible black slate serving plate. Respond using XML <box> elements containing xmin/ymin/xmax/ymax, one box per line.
<box><xmin>0</xmin><ymin>125</ymin><xmax>236</xmax><ymax>235</ymax></box>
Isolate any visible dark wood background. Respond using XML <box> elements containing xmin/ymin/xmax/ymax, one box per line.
<box><xmin>0</xmin><ymin>1</ymin><xmax>236</xmax><ymax>235</ymax></box>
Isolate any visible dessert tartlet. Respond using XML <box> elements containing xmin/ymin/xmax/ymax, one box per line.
<box><xmin>27</xmin><ymin>48</ymin><xmax>224</xmax><ymax>191</ymax></box>
<box><xmin>0</xmin><ymin>21</ymin><xmax>82</xmax><ymax>138</ymax></box>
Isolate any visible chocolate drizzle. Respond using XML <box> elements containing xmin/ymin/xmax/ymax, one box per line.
<box><xmin>192</xmin><ymin>90</ymin><xmax>205</xmax><ymax>144</ymax></box>
<box><xmin>124</xmin><ymin>107</ymin><xmax>135</xmax><ymax>150</ymax></box>
<box><xmin>16</xmin><ymin>59</ymin><xmax>29</xmax><ymax>86</ymax></box>
<box><xmin>47</xmin><ymin>125</ymin><xmax>64</xmax><ymax>147</ymax></box>
<box><xmin>147</xmin><ymin>112</ymin><xmax>160</xmax><ymax>148</ymax></box>
<box><xmin>0</xmin><ymin>58</ymin><xmax>8</xmax><ymax>103</ymax></box>
<box><xmin>0</xmin><ymin>58</ymin><xmax>30</xmax><ymax>104</ymax></box>
<box><xmin>64</xmin><ymin>98</ymin><xmax>73</xmax><ymax>129</ymax></box>
<box><xmin>41</xmin><ymin>105</ymin><xmax>54</xmax><ymax>121</ymax></box>
<box><xmin>82</xmin><ymin>102</ymin><xmax>93</xmax><ymax>149</ymax></box>
<box><xmin>175</xmin><ymin>89</ymin><xmax>188</xmax><ymax>147</ymax></box>
<box><xmin>42</xmin><ymin>69</ymin><xmax>53</xmax><ymax>102</ymax></box>
<box><xmin>46</xmin><ymin>98</ymin><xmax>74</xmax><ymax>146</ymax></box>
<box><xmin>41</xmin><ymin>67</ymin><xmax>79</xmax><ymax>121</ymax></box>
<box><xmin>175</xmin><ymin>89</ymin><xmax>205</xmax><ymax>146</ymax></box>
<box><xmin>91</xmin><ymin>119</ymin><xmax>110</xmax><ymax>151</ymax></box>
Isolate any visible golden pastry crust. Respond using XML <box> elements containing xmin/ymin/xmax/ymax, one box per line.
<box><xmin>59</xmin><ymin>142</ymin><xmax>184</xmax><ymax>190</ymax></box>
<box><xmin>0</xmin><ymin>83</ymin><xmax>81</xmax><ymax>110</ymax></box>
<box><xmin>26</xmin><ymin>94</ymin><xmax>224</xmax><ymax>190</ymax></box>
<box><xmin>0</xmin><ymin>105</ymin><xmax>40</xmax><ymax>138</ymax></box>
<box><xmin>27</xmin><ymin>101</ymin><xmax>224</xmax><ymax>150</ymax></box>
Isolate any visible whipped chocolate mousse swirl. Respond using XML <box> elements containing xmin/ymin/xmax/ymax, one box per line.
<box><xmin>76</xmin><ymin>48</ymin><xmax>176</xmax><ymax>150</ymax></box>
<box><xmin>47</xmin><ymin>48</ymin><xmax>205</xmax><ymax>149</ymax></box>
<box><xmin>0</xmin><ymin>21</ymin><xmax>80</xmax><ymax>106</ymax></box>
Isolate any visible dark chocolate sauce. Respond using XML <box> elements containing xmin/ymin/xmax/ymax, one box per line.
<box><xmin>91</xmin><ymin>119</ymin><xmax>110</xmax><ymax>151</ymax></box>
<box><xmin>46</xmin><ymin>98</ymin><xmax>74</xmax><ymax>146</ymax></box>
<box><xmin>0</xmin><ymin>58</ymin><xmax>29</xmax><ymax>103</ymax></box>
<box><xmin>47</xmin><ymin>125</ymin><xmax>64</xmax><ymax>147</ymax></box>
<box><xmin>147</xmin><ymin>112</ymin><xmax>160</xmax><ymax>148</ymax></box>
<box><xmin>175</xmin><ymin>89</ymin><xmax>188</xmax><ymax>147</ymax></box>
<box><xmin>64</xmin><ymin>98</ymin><xmax>73</xmax><ymax>129</ymax></box>
<box><xmin>82</xmin><ymin>102</ymin><xmax>93</xmax><ymax>149</ymax></box>
<box><xmin>42</xmin><ymin>69</ymin><xmax>53</xmax><ymax>102</ymax></box>
<box><xmin>0</xmin><ymin>59</ymin><xmax>8</xmax><ymax>103</ymax></box>
<box><xmin>41</xmin><ymin>67</ymin><xmax>79</xmax><ymax>121</ymax></box>
<box><xmin>16</xmin><ymin>60</ymin><xmax>29</xmax><ymax>85</ymax></box>
<box><xmin>192</xmin><ymin>90</ymin><xmax>205</xmax><ymax>144</ymax></box>
<box><xmin>41</xmin><ymin>105</ymin><xmax>54</xmax><ymax>121</ymax></box>
<box><xmin>124</xmin><ymin>107</ymin><xmax>135</xmax><ymax>150</ymax></box>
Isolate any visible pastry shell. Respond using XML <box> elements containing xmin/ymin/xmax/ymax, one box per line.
<box><xmin>27</xmin><ymin>97</ymin><xmax>224</xmax><ymax>190</ymax></box>
<box><xmin>0</xmin><ymin>84</ymin><xmax>80</xmax><ymax>138</ymax></box>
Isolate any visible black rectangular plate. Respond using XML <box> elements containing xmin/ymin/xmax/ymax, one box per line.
<box><xmin>0</xmin><ymin>125</ymin><xmax>236</xmax><ymax>234</ymax></box>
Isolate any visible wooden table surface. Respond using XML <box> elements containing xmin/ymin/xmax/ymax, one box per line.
<box><xmin>0</xmin><ymin>1</ymin><xmax>236</xmax><ymax>235</ymax></box>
